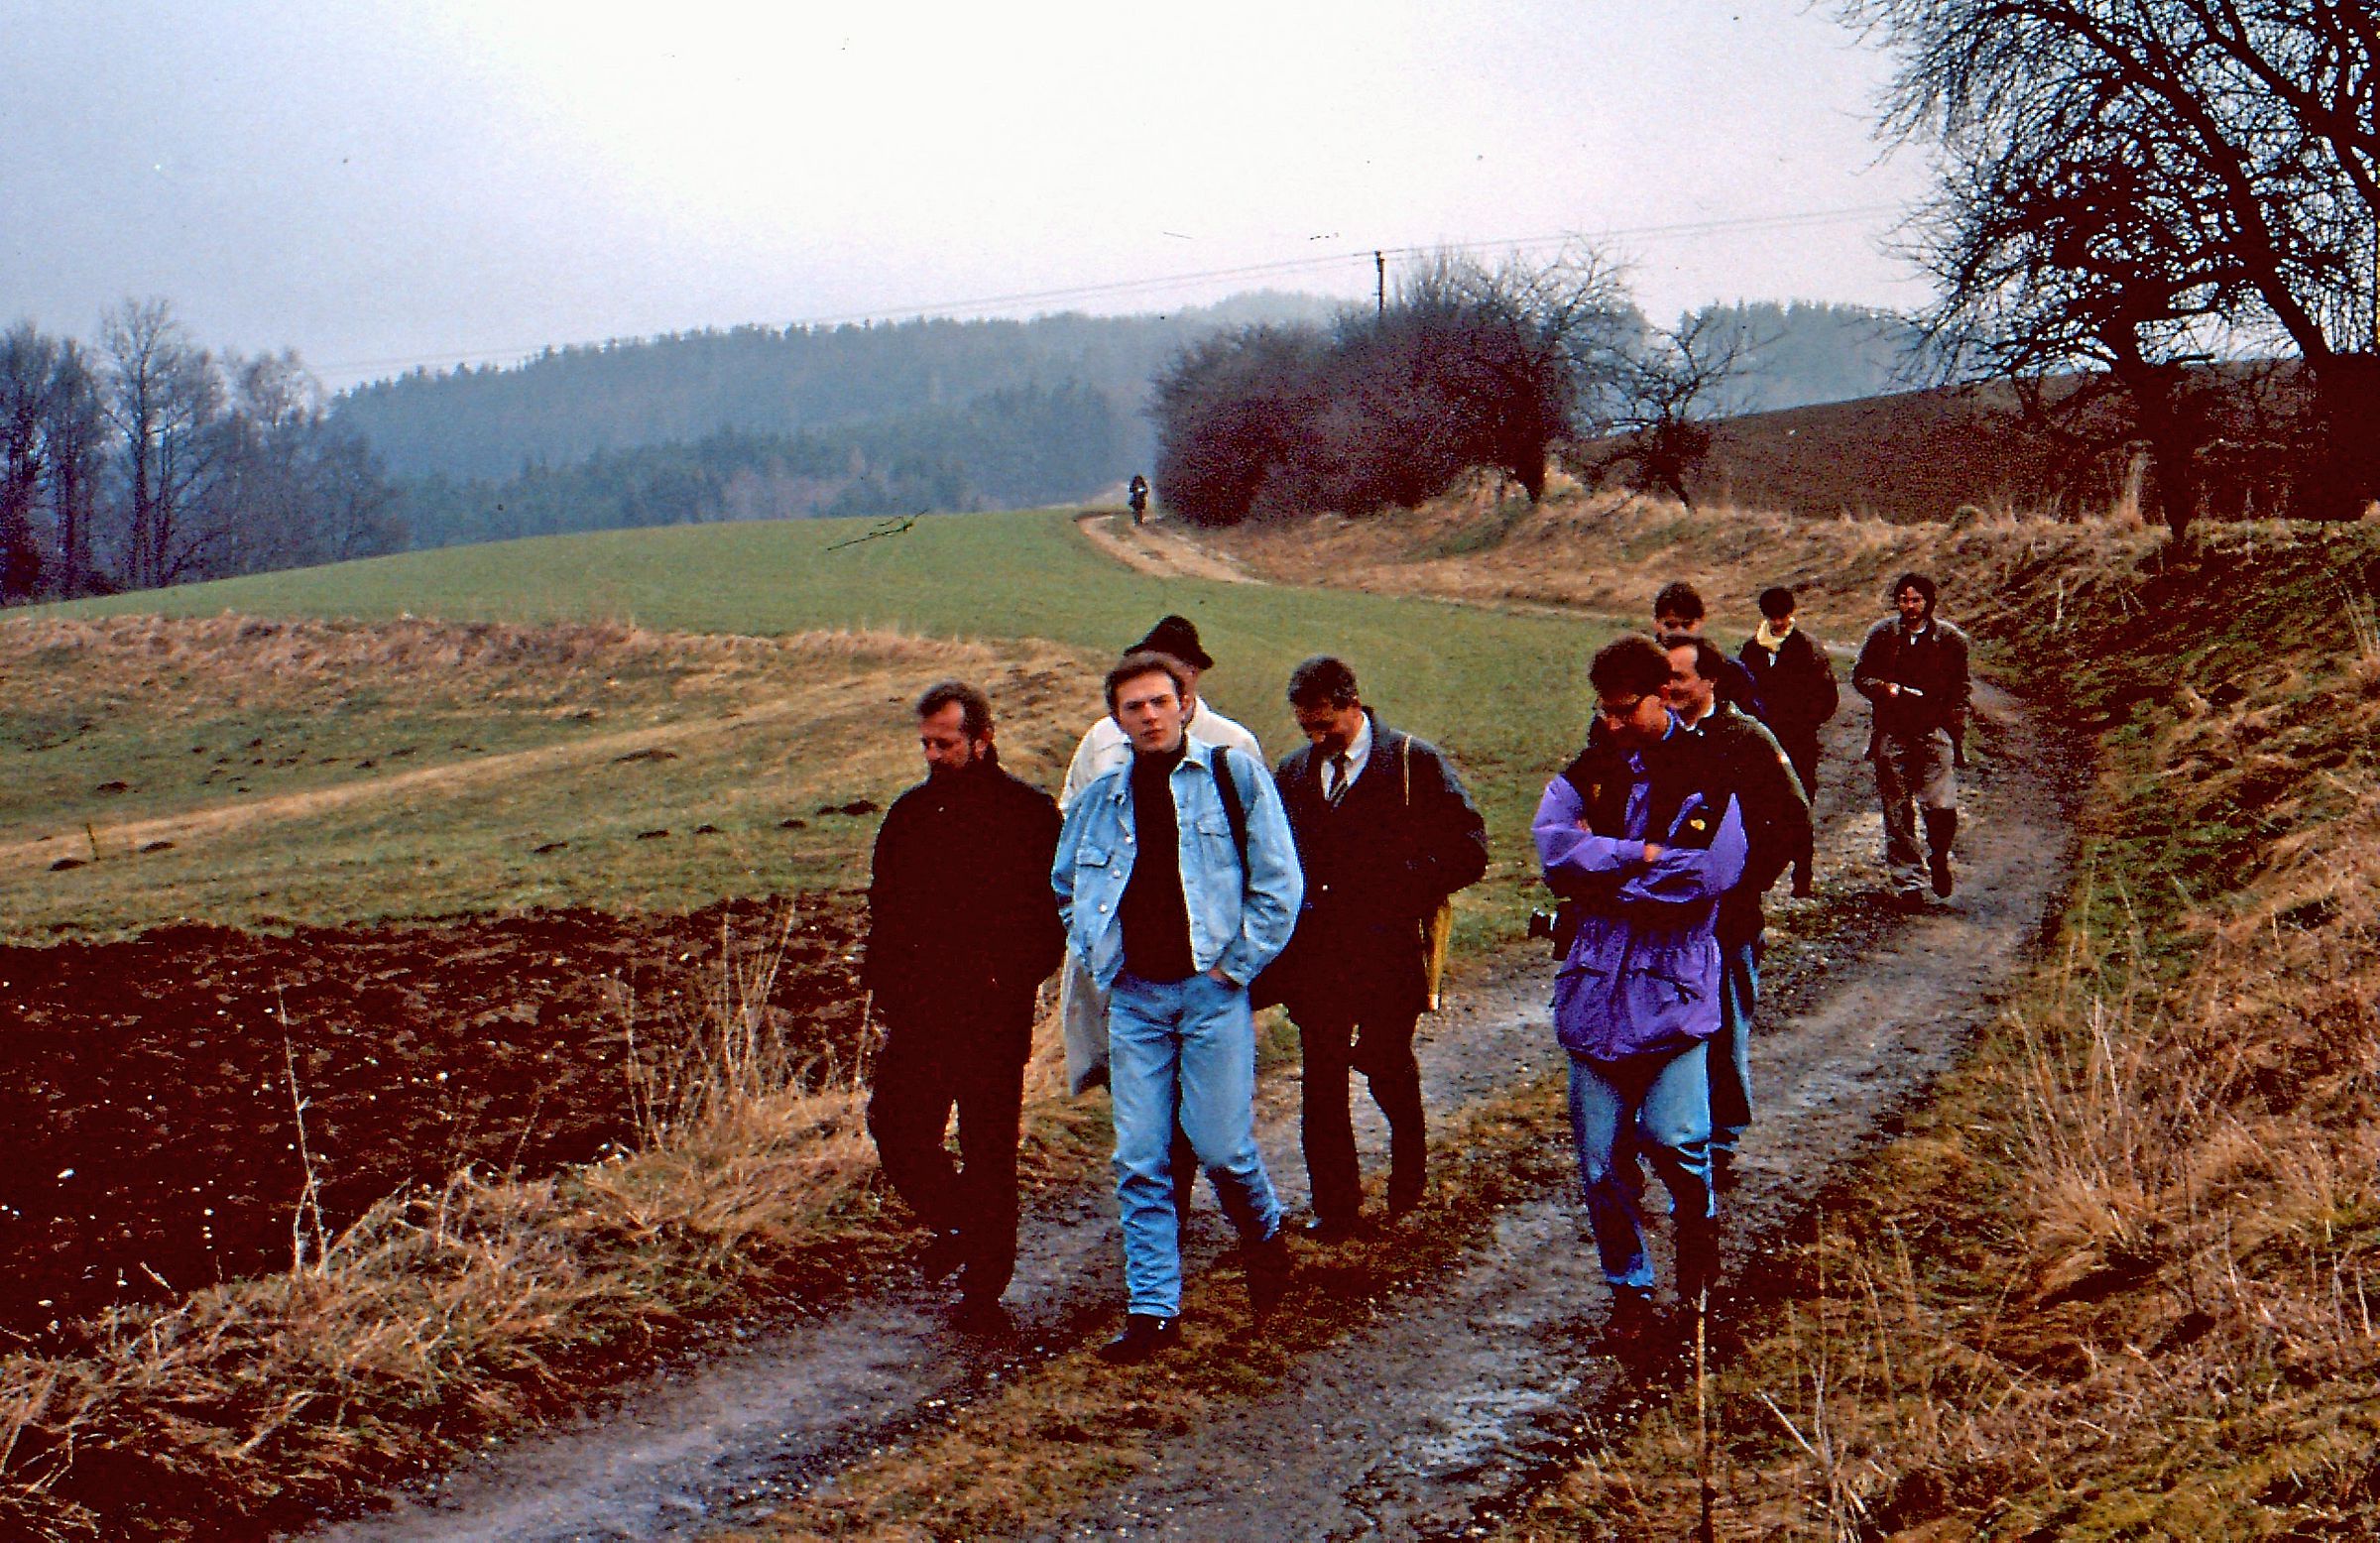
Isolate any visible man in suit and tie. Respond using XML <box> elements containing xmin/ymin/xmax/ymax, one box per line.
<box><xmin>1265</xmin><ymin>656</ymin><xmax>1489</xmax><ymax>1239</ymax></box>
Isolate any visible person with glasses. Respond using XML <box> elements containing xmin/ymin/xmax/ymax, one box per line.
<box><xmin>1533</xmin><ymin>635</ymin><xmax>1746</xmax><ymax>1347</ymax></box>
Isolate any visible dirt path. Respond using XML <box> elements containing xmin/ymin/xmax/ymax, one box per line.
<box><xmin>304</xmin><ymin>651</ymin><xmax>2072</xmax><ymax>1540</ymax></box>
<box><xmin>1072</xmin><ymin>510</ymin><xmax>1263</xmax><ymax>584</ymax></box>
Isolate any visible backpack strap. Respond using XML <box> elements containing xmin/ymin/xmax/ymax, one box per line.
<box><xmin>1212</xmin><ymin>747</ymin><xmax>1250</xmax><ymax>873</ymax></box>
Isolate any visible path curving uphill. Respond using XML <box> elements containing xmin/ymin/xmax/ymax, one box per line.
<box><xmin>306</xmin><ymin>530</ymin><xmax>2073</xmax><ymax>1541</ymax></box>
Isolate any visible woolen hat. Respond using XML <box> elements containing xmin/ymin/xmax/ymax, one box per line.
<box><xmin>1130</xmin><ymin>615</ymin><xmax>1214</xmax><ymax>671</ymax></box>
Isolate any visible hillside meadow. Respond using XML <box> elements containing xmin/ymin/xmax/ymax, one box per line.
<box><xmin>0</xmin><ymin>508</ymin><xmax>1625</xmax><ymax>1538</ymax></box>
<box><xmin>20</xmin><ymin>509</ymin><xmax>1621</xmax><ymax>941</ymax></box>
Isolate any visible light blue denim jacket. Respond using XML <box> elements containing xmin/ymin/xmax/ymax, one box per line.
<box><xmin>1051</xmin><ymin>738</ymin><xmax>1304</xmax><ymax>991</ymax></box>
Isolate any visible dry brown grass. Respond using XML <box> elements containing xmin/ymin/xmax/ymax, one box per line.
<box><xmin>1210</xmin><ymin>478</ymin><xmax>2164</xmax><ymax>650</ymax></box>
<box><xmin>1434</xmin><ymin>513</ymin><xmax>2380</xmax><ymax>1538</ymax></box>
<box><xmin>0</xmin><ymin>903</ymin><xmax>1082</xmax><ymax>1540</ymax></box>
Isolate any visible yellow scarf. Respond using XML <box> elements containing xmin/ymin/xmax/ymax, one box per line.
<box><xmin>1753</xmin><ymin>618</ymin><xmax>1794</xmax><ymax>653</ymax></box>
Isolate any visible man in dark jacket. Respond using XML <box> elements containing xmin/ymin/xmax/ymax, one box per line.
<box><xmin>1267</xmin><ymin>656</ymin><xmax>1488</xmax><ymax>1239</ymax></box>
<box><xmin>1664</xmin><ymin>637</ymin><xmax>1812</xmax><ymax>1190</ymax></box>
<box><xmin>1851</xmin><ymin>572</ymin><xmax>1971</xmax><ymax>907</ymax></box>
<box><xmin>866</xmin><ymin>680</ymin><xmax>1064</xmax><ymax>1324</ymax></box>
<box><xmin>1738</xmin><ymin>586</ymin><xmax>1838</xmax><ymax>897</ymax></box>
<box><xmin>1654</xmin><ymin>580</ymin><xmax>1762</xmax><ymax>721</ymax></box>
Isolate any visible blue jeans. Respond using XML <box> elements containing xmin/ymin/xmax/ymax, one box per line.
<box><xmin>1568</xmin><ymin>1044</ymin><xmax>1713</xmax><ymax>1289</ymax></box>
<box><xmin>1109</xmin><ymin>971</ymin><xmax>1284</xmax><ymax>1317</ymax></box>
<box><xmin>1710</xmin><ymin>940</ymin><xmax>1759</xmax><ymax>1159</ymax></box>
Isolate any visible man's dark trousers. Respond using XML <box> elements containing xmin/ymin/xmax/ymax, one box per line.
<box><xmin>868</xmin><ymin>1028</ymin><xmax>1025</xmax><ymax>1294</ymax></box>
<box><xmin>1271</xmin><ymin>716</ymin><xmax>1488</xmax><ymax>1225</ymax></box>
<box><xmin>1299</xmin><ymin>1008</ymin><xmax>1426</xmax><ymax>1222</ymax></box>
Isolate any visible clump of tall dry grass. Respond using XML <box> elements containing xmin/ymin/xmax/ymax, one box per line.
<box><xmin>0</xmin><ymin>901</ymin><xmax>896</xmax><ymax>1540</ymax></box>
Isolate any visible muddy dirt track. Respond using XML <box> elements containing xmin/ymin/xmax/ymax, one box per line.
<box><xmin>309</xmin><ymin>667</ymin><xmax>2072</xmax><ymax>1541</ymax></box>
<box><xmin>2</xmin><ymin>895</ymin><xmax>867</xmax><ymax>1342</ymax></box>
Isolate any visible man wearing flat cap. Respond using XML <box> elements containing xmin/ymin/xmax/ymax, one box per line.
<box><xmin>1057</xmin><ymin>616</ymin><xmax>1266</xmax><ymax>1230</ymax></box>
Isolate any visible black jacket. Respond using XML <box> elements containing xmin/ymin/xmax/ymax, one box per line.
<box><xmin>1851</xmin><ymin>616</ymin><xmax>1971</xmax><ymax>749</ymax></box>
<box><xmin>1690</xmin><ymin>703</ymin><xmax>1812</xmax><ymax>945</ymax></box>
<box><xmin>1738</xmin><ymin>627</ymin><xmax>1839</xmax><ymax>744</ymax></box>
<box><xmin>864</xmin><ymin>756</ymin><xmax>1064</xmax><ymax>1056</ymax></box>
<box><xmin>1267</xmin><ymin>715</ymin><xmax>1488</xmax><ymax>1021</ymax></box>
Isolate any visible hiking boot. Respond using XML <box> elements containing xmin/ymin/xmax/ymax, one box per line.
<box><xmin>916</xmin><ymin>1229</ymin><xmax>966</xmax><ymax>1283</ymax></box>
<box><xmin>1246</xmin><ymin>1228</ymin><xmax>1292</xmax><ymax>1321</ymax></box>
<box><xmin>1097</xmin><ymin>1313</ymin><xmax>1180</xmax><ymax>1365</ymax></box>
<box><xmin>1603</xmin><ymin>1285</ymin><xmax>1659</xmax><ymax>1349</ymax></box>
<box><xmin>1676</xmin><ymin>1214</ymin><xmax>1724</xmax><ymax>1309</ymax></box>
<box><xmin>1924</xmin><ymin>810</ymin><xmax>1959</xmax><ymax>896</ymax></box>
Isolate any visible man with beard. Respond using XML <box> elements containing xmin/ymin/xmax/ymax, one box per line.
<box><xmin>864</xmin><ymin>681</ymin><xmax>1064</xmax><ymax>1327</ymax></box>
<box><xmin>1851</xmin><ymin>573</ymin><xmax>1971</xmax><ymax>907</ymax></box>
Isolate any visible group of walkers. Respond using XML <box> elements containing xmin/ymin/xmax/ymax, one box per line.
<box><xmin>862</xmin><ymin>575</ymin><xmax>1969</xmax><ymax>1363</ymax></box>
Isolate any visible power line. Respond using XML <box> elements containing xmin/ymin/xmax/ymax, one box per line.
<box><xmin>319</xmin><ymin>202</ymin><xmax>1906</xmax><ymax>381</ymax></box>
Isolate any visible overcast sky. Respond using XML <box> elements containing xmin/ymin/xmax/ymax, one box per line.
<box><xmin>2</xmin><ymin>1</ymin><xmax>1933</xmax><ymax>390</ymax></box>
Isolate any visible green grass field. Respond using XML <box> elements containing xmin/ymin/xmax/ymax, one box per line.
<box><xmin>12</xmin><ymin>510</ymin><xmax>1621</xmax><ymax>940</ymax></box>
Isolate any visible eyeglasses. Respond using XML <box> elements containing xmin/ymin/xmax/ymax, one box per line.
<box><xmin>1595</xmin><ymin>695</ymin><xmax>1651</xmax><ymax>723</ymax></box>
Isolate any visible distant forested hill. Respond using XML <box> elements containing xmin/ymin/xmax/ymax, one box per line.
<box><xmin>1692</xmin><ymin>300</ymin><xmax>1922</xmax><ymax>414</ymax></box>
<box><xmin>340</xmin><ymin>294</ymin><xmax>1917</xmax><ymax>548</ymax></box>
<box><xmin>336</xmin><ymin>296</ymin><xmax>1337</xmax><ymax>483</ymax></box>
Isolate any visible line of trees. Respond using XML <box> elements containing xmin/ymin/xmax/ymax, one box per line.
<box><xmin>1849</xmin><ymin>0</ymin><xmax>2380</xmax><ymax>533</ymax></box>
<box><xmin>397</xmin><ymin>382</ymin><xmax>1130</xmax><ymax>548</ymax></box>
<box><xmin>0</xmin><ymin>300</ymin><xmax>404</xmax><ymax>604</ymax></box>
<box><xmin>1151</xmin><ymin>250</ymin><xmax>1772</xmax><ymax>525</ymax></box>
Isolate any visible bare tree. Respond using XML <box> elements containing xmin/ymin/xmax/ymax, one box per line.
<box><xmin>43</xmin><ymin>340</ymin><xmax>106</xmax><ymax>596</ymax></box>
<box><xmin>1579</xmin><ymin>310</ymin><xmax>1754</xmax><ymax>510</ymax></box>
<box><xmin>1845</xmin><ymin>0</ymin><xmax>2380</xmax><ymax>527</ymax></box>
<box><xmin>0</xmin><ymin>324</ymin><xmax>56</xmax><ymax>602</ymax></box>
<box><xmin>102</xmin><ymin>299</ymin><xmax>229</xmax><ymax>589</ymax></box>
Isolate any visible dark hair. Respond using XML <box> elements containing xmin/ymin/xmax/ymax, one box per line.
<box><xmin>914</xmin><ymin>679</ymin><xmax>993</xmax><ymax>738</ymax></box>
<box><xmin>1105</xmin><ymin>651</ymin><xmax>1187</xmax><ymax>714</ymax></box>
<box><xmin>1757</xmin><ymin>586</ymin><xmax>1795</xmax><ymax>620</ymax></box>
<box><xmin>1590</xmin><ymin>635</ymin><xmax>1673</xmax><ymax>698</ymax></box>
<box><xmin>1890</xmin><ymin>572</ymin><xmax>1938</xmax><ymax>610</ymax></box>
<box><xmin>1286</xmin><ymin>654</ymin><xmax>1360</xmax><ymax>709</ymax></box>
<box><xmin>1660</xmin><ymin>634</ymin><xmax>1731</xmax><ymax>686</ymax></box>
<box><xmin>1652</xmin><ymin>580</ymin><xmax>1705</xmax><ymax>623</ymax></box>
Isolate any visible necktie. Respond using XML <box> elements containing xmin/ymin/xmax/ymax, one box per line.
<box><xmin>1327</xmin><ymin>753</ymin><xmax>1353</xmax><ymax>806</ymax></box>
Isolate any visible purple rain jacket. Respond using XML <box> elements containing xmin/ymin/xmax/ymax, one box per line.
<box><xmin>1532</xmin><ymin>721</ymin><xmax>1748</xmax><ymax>1063</ymax></box>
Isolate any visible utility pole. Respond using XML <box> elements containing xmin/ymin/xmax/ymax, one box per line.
<box><xmin>1375</xmin><ymin>250</ymin><xmax>1386</xmax><ymax>319</ymax></box>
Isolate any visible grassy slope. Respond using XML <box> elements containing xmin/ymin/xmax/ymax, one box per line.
<box><xmin>24</xmin><ymin>509</ymin><xmax>1617</xmax><ymax>941</ymax></box>
<box><xmin>0</xmin><ymin>508</ymin><xmax>1624</xmax><ymax>1538</ymax></box>
<box><xmin>1216</xmin><ymin>490</ymin><xmax>2380</xmax><ymax>1539</ymax></box>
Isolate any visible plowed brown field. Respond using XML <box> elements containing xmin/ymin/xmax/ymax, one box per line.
<box><xmin>1</xmin><ymin>894</ymin><xmax>866</xmax><ymax>1343</ymax></box>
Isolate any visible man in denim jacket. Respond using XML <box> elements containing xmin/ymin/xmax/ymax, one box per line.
<box><xmin>1534</xmin><ymin>635</ymin><xmax>1746</xmax><ymax>1343</ymax></box>
<box><xmin>1053</xmin><ymin>652</ymin><xmax>1304</xmax><ymax>1364</ymax></box>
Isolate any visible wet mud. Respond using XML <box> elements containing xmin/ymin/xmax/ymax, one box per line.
<box><xmin>308</xmin><ymin>678</ymin><xmax>2072</xmax><ymax>1541</ymax></box>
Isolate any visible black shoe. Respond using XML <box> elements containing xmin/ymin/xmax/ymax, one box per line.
<box><xmin>953</xmin><ymin>1294</ymin><xmax>1011</xmax><ymax>1334</ymax></box>
<box><xmin>1386</xmin><ymin>1175</ymin><xmax>1425</xmax><ymax>1217</ymax></box>
<box><xmin>916</xmin><ymin>1230</ymin><xmax>966</xmax><ymax>1283</ymax></box>
<box><xmin>1603</xmin><ymin>1285</ymin><xmax>1659</xmax><ymax>1349</ymax></box>
<box><xmin>1246</xmin><ymin>1230</ymin><xmax>1292</xmax><ymax>1320</ymax></box>
<box><xmin>1929</xmin><ymin>847</ymin><xmax>1955</xmax><ymax>897</ymax></box>
<box><xmin>1892</xmin><ymin>889</ymin><xmax>1929</xmax><ymax>914</ymax></box>
<box><xmin>1677</xmin><ymin>1215</ymin><xmax>1724</xmax><ymax>1308</ymax></box>
<box><xmin>1301</xmin><ymin>1213</ymin><xmax>1366</xmax><ymax>1244</ymax></box>
<box><xmin>1097</xmin><ymin>1313</ymin><xmax>1180</xmax><ymax>1365</ymax></box>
